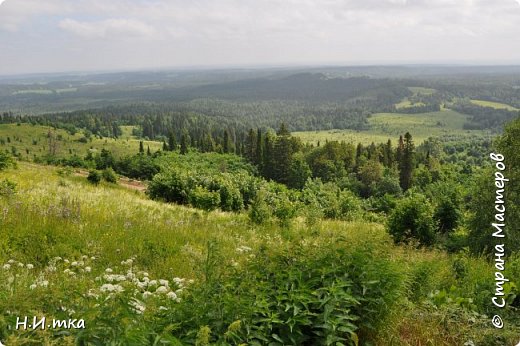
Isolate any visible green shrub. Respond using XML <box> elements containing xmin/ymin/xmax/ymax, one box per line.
<box><xmin>87</xmin><ymin>170</ymin><xmax>102</xmax><ymax>185</ymax></box>
<box><xmin>387</xmin><ymin>193</ymin><xmax>436</xmax><ymax>246</ymax></box>
<box><xmin>0</xmin><ymin>179</ymin><xmax>17</xmax><ymax>197</ymax></box>
<box><xmin>0</xmin><ymin>152</ymin><xmax>16</xmax><ymax>171</ymax></box>
<box><xmin>169</xmin><ymin>237</ymin><xmax>404</xmax><ymax>345</ymax></box>
<box><xmin>189</xmin><ymin>185</ymin><xmax>221</xmax><ymax>212</ymax></box>
<box><xmin>102</xmin><ymin>167</ymin><xmax>118</xmax><ymax>183</ymax></box>
<box><xmin>248</xmin><ymin>189</ymin><xmax>271</xmax><ymax>224</ymax></box>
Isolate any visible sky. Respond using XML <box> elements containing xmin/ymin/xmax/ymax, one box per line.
<box><xmin>1</xmin><ymin>0</ymin><xmax>520</xmax><ymax>75</ymax></box>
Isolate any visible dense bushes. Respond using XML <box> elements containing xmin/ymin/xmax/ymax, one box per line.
<box><xmin>166</xmin><ymin>236</ymin><xmax>405</xmax><ymax>345</ymax></box>
<box><xmin>387</xmin><ymin>193</ymin><xmax>436</xmax><ymax>246</ymax></box>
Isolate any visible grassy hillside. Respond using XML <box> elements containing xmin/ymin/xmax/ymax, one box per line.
<box><xmin>294</xmin><ymin>109</ymin><xmax>489</xmax><ymax>145</ymax></box>
<box><xmin>1</xmin><ymin>162</ymin><xmax>519</xmax><ymax>344</ymax></box>
<box><xmin>0</xmin><ymin>123</ymin><xmax>162</xmax><ymax>161</ymax></box>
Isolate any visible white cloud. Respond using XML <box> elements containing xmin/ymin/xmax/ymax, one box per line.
<box><xmin>1</xmin><ymin>0</ymin><xmax>520</xmax><ymax>74</ymax></box>
<box><xmin>59</xmin><ymin>18</ymin><xmax>156</xmax><ymax>39</ymax></box>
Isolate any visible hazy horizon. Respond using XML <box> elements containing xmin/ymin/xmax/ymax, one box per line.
<box><xmin>1</xmin><ymin>0</ymin><xmax>520</xmax><ymax>75</ymax></box>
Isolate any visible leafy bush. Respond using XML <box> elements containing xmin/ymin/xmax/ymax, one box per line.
<box><xmin>0</xmin><ymin>152</ymin><xmax>16</xmax><ymax>171</ymax></box>
<box><xmin>102</xmin><ymin>168</ymin><xmax>118</xmax><ymax>183</ymax></box>
<box><xmin>0</xmin><ymin>179</ymin><xmax>17</xmax><ymax>197</ymax></box>
<box><xmin>387</xmin><ymin>193</ymin><xmax>436</xmax><ymax>246</ymax></box>
<box><xmin>169</xmin><ymin>237</ymin><xmax>404</xmax><ymax>345</ymax></box>
<box><xmin>248</xmin><ymin>189</ymin><xmax>271</xmax><ymax>225</ymax></box>
<box><xmin>87</xmin><ymin>170</ymin><xmax>102</xmax><ymax>185</ymax></box>
<box><xmin>302</xmin><ymin>179</ymin><xmax>361</xmax><ymax>220</ymax></box>
<box><xmin>188</xmin><ymin>185</ymin><xmax>221</xmax><ymax>212</ymax></box>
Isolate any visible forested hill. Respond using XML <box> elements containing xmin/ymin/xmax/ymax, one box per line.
<box><xmin>170</xmin><ymin>73</ymin><xmax>410</xmax><ymax>102</ymax></box>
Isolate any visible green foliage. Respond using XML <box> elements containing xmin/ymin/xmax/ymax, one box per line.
<box><xmin>102</xmin><ymin>167</ymin><xmax>118</xmax><ymax>183</ymax></box>
<box><xmin>189</xmin><ymin>186</ymin><xmax>221</xmax><ymax>212</ymax></box>
<box><xmin>302</xmin><ymin>179</ymin><xmax>361</xmax><ymax>221</ymax></box>
<box><xmin>87</xmin><ymin>170</ymin><xmax>102</xmax><ymax>185</ymax></box>
<box><xmin>0</xmin><ymin>179</ymin><xmax>17</xmax><ymax>197</ymax></box>
<box><xmin>248</xmin><ymin>189</ymin><xmax>271</xmax><ymax>225</ymax></box>
<box><xmin>387</xmin><ymin>193</ymin><xmax>436</xmax><ymax>246</ymax></box>
<box><xmin>169</xmin><ymin>237</ymin><xmax>404</xmax><ymax>345</ymax></box>
<box><xmin>0</xmin><ymin>152</ymin><xmax>16</xmax><ymax>171</ymax></box>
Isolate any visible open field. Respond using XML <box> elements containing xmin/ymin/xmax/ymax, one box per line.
<box><xmin>0</xmin><ymin>123</ymin><xmax>162</xmax><ymax>160</ymax></box>
<box><xmin>294</xmin><ymin>109</ymin><xmax>489</xmax><ymax>145</ymax></box>
<box><xmin>470</xmin><ymin>99</ymin><xmax>519</xmax><ymax>111</ymax></box>
<box><xmin>394</xmin><ymin>86</ymin><xmax>436</xmax><ymax>109</ymax></box>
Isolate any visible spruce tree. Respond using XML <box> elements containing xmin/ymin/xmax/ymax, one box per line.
<box><xmin>255</xmin><ymin>128</ymin><xmax>264</xmax><ymax>167</ymax></box>
<box><xmin>273</xmin><ymin>123</ymin><xmax>293</xmax><ymax>185</ymax></box>
<box><xmin>139</xmin><ymin>141</ymin><xmax>144</xmax><ymax>154</ymax></box>
<box><xmin>399</xmin><ymin>132</ymin><xmax>415</xmax><ymax>191</ymax></box>
<box><xmin>168</xmin><ymin>131</ymin><xmax>176</xmax><ymax>151</ymax></box>
<box><xmin>180</xmin><ymin>131</ymin><xmax>189</xmax><ymax>155</ymax></box>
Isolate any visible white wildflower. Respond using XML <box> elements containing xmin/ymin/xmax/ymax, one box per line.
<box><xmin>18</xmin><ymin>262</ymin><xmax>24</xmax><ymax>268</ymax></box>
<box><xmin>166</xmin><ymin>291</ymin><xmax>177</xmax><ymax>300</ymax></box>
<box><xmin>159</xmin><ymin>279</ymin><xmax>169</xmax><ymax>287</ymax></box>
<box><xmin>8</xmin><ymin>259</ymin><xmax>15</xmax><ymax>264</ymax></box>
<box><xmin>105</xmin><ymin>268</ymin><xmax>113</xmax><ymax>273</ymax></box>
<box><xmin>85</xmin><ymin>266</ymin><xmax>91</xmax><ymax>273</ymax></box>
<box><xmin>26</xmin><ymin>264</ymin><xmax>34</xmax><ymax>270</ymax></box>
<box><xmin>130</xmin><ymin>300</ymin><xmax>146</xmax><ymax>314</ymax></box>
<box><xmin>46</xmin><ymin>265</ymin><xmax>57</xmax><ymax>272</ymax></box>
<box><xmin>3</xmin><ymin>264</ymin><xmax>10</xmax><ymax>270</ymax></box>
<box><xmin>236</xmin><ymin>246</ymin><xmax>252</xmax><ymax>254</ymax></box>
<box><xmin>143</xmin><ymin>291</ymin><xmax>153</xmax><ymax>298</ymax></box>
<box><xmin>30</xmin><ymin>284</ymin><xmax>37</xmax><ymax>290</ymax></box>
<box><xmin>100</xmin><ymin>284</ymin><xmax>124</xmax><ymax>293</ymax></box>
<box><xmin>156</xmin><ymin>286</ymin><xmax>168</xmax><ymax>294</ymax></box>
<box><xmin>71</xmin><ymin>261</ymin><xmax>78</xmax><ymax>267</ymax></box>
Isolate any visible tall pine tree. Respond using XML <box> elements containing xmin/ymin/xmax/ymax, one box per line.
<box><xmin>399</xmin><ymin>132</ymin><xmax>415</xmax><ymax>191</ymax></box>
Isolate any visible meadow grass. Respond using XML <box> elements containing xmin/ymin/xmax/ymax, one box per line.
<box><xmin>1</xmin><ymin>163</ymin><xmax>519</xmax><ymax>344</ymax></box>
<box><xmin>470</xmin><ymin>99</ymin><xmax>519</xmax><ymax>111</ymax></box>
<box><xmin>294</xmin><ymin>109</ymin><xmax>488</xmax><ymax>145</ymax></box>
<box><xmin>0</xmin><ymin>123</ymin><xmax>162</xmax><ymax>161</ymax></box>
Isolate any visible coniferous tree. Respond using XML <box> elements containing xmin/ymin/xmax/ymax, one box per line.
<box><xmin>245</xmin><ymin>128</ymin><xmax>257</xmax><ymax>163</ymax></box>
<box><xmin>168</xmin><ymin>131</ymin><xmax>177</xmax><ymax>151</ymax></box>
<box><xmin>139</xmin><ymin>141</ymin><xmax>144</xmax><ymax>154</ymax></box>
<box><xmin>180</xmin><ymin>131</ymin><xmax>189</xmax><ymax>155</ymax></box>
<box><xmin>273</xmin><ymin>123</ymin><xmax>293</xmax><ymax>185</ymax></box>
<box><xmin>396</xmin><ymin>135</ymin><xmax>404</xmax><ymax>164</ymax></box>
<box><xmin>399</xmin><ymin>132</ymin><xmax>415</xmax><ymax>191</ymax></box>
<box><xmin>385</xmin><ymin>139</ymin><xmax>393</xmax><ymax>167</ymax></box>
<box><xmin>255</xmin><ymin>128</ymin><xmax>264</xmax><ymax>168</ymax></box>
<box><xmin>223</xmin><ymin>130</ymin><xmax>231</xmax><ymax>154</ymax></box>
<box><xmin>262</xmin><ymin>132</ymin><xmax>275</xmax><ymax>179</ymax></box>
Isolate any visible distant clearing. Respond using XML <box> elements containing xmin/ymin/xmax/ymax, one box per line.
<box><xmin>470</xmin><ymin>99</ymin><xmax>519</xmax><ymax>111</ymax></box>
<box><xmin>294</xmin><ymin>109</ymin><xmax>488</xmax><ymax>145</ymax></box>
<box><xmin>395</xmin><ymin>86</ymin><xmax>436</xmax><ymax>109</ymax></box>
<box><xmin>408</xmin><ymin>86</ymin><xmax>436</xmax><ymax>95</ymax></box>
<box><xmin>0</xmin><ymin>123</ymin><xmax>162</xmax><ymax>160</ymax></box>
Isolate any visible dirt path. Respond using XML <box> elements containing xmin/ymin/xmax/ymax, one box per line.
<box><xmin>74</xmin><ymin>169</ymin><xmax>147</xmax><ymax>192</ymax></box>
